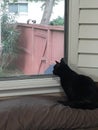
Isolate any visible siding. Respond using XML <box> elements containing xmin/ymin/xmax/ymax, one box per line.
<box><xmin>80</xmin><ymin>0</ymin><xmax>98</xmax><ymax>8</ymax></box>
<box><xmin>78</xmin><ymin>0</ymin><xmax>98</xmax><ymax>69</ymax></box>
<box><xmin>69</xmin><ymin>0</ymin><xmax>98</xmax><ymax>80</ymax></box>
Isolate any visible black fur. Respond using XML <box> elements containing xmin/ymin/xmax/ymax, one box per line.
<box><xmin>53</xmin><ymin>58</ymin><xmax>98</xmax><ymax>109</ymax></box>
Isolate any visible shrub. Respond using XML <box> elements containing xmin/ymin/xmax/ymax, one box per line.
<box><xmin>50</xmin><ymin>16</ymin><xmax>64</xmax><ymax>25</ymax></box>
<box><xmin>0</xmin><ymin>1</ymin><xmax>20</xmax><ymax>71</ymax></box>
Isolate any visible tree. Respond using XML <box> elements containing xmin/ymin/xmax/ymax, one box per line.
<box><xmin>0</xmin><ymin>0</ymin><xmax>20</xmax><ymax>71</ymax></box>
<box><xmin>12</xmin><ymin>0</ymin><xmax>63</xmax><ymax>25</ymax></box>
<box><xmin>40</xmin><ymin>0</ymin><xmax>55</xmax><ymax>25</ymax></box>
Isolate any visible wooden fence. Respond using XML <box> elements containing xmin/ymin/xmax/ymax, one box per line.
<box><xmin>17</xmin><ymin>24</ymin><xmax>64</xmax><ymax>75</ymax></box>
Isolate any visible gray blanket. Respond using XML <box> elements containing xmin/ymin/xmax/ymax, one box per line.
<box><xmin>0</xmin><ymin>95</ymin><xmax>98</xmax><ymax>130</ymax></box>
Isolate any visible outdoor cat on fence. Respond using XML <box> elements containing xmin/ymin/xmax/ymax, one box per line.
<box><xmin>53</xmin><ymin>58</ymin><xmax>98</xmax><ymax>109</ymax></box>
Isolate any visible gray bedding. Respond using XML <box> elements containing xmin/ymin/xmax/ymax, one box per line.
<box><xmin>0</xmin><ymin>95</ymin><xmax>98</xmax><ymax>130</ymax></box>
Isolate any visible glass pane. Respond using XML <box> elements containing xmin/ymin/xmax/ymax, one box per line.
<box><xmin>9</xmin><ymin>3</ymin><xmax>18</xmax><ymax>13</ymax></box>
<box><xmin>0</xmin><ymin>0</ymin><xmax>64</xmax><ymax>77</ymax></box>
<box><xmin>18</xmin><ymin>3</ymin><xmax>28</xmax><ymax>13</ymax></box>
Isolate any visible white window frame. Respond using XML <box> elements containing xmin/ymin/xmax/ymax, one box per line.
<box><xmin>0</xmin><ymin>75</ymin><xmax>62</xmax><ymax>97</ymax></box>
<box><xmin>68</xmin><ymin>0</ymin><xmax>80</xmax><ymax>69</ymax></box>
<box><xmin>0</xmin><ymin>0</ymin><xmax>67</xmax><ymax>97</ymax></box>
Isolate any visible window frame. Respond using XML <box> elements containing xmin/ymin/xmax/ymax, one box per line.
<box><xmin>0</xmin><ymin>0</ymin><xmax>68</xmax><ymax>97</ymax></box>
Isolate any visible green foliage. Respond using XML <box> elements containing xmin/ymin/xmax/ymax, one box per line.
<box><xmin>50</xmin><ymin>16</ymin><xmax>64</xmax><ymax>25</ymax></box>
<box><xmin>1</xmin><ymin>1</ymin><xmax>20</xmax><ymax>71</ymax></box>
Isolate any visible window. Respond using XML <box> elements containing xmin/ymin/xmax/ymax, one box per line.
<box><xmin>9</xmin><ymin>3</ymin><xmax>28</xmax><ymax>13</ymax></box>
<box><xmin>0</xmin><ymin>0</ymin><xmax>66</xmax><ymax>96</ymax></box>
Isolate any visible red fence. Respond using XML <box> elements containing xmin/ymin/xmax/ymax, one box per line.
<box><xmin>17</xmin><ymin>24</ymin><xmax>64</xmax><ymax>75</ymax></box>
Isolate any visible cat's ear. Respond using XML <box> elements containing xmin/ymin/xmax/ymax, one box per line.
<box><xmin>55</xmin><ymin>61</ymin><xmax>59</xmax><ymax>64</ymax></box>
<box><xmin>60</xmin><ymin>58</ymin><xmax>66</xmax><ymax>65</ymax></box>
<box><xmin>61</xmin><ymin>58</ymin><xmax>64</xmax><ymax>62</ymax></box>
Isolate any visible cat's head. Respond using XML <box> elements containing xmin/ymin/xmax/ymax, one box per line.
<box><xmin>53</xmin><ymin>58</ymin><xmax>65</xmax><ymax>76</ymax></box>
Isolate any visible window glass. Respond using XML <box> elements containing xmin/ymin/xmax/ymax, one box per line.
<box><xmin>0</xmin><ymin>0</ymin><xmax>64</xmax><ymax>77</ymax></box>
<box><xmin>9</xmin><ymin>3</ymin><xmax>28</xmax><ymax>13</ymax></box>
<box><xmin>9</xmin><ymin>3</ymin><xmax>18</xmax><ymax>13</ymax></box>
<box><xmin>18</xmin><ymin>3</ymin><xmax>28</xmax><ymax>12</ymax></box>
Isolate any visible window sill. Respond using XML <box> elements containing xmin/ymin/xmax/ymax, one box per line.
<box><xmin>0</xmin><ymin>75</ymin><xmax>62</xmax><ymax>97</ymax></box>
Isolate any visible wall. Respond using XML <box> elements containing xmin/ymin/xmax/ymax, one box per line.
<box><xmin>17</xmin><ymin>24</ymin><xmax>64</xmax><ymax>75</ymax></box>
<box><xmin>68</xmin><ymin>0</ymin><xmax>98</xmax><ymax>81</ymax></box>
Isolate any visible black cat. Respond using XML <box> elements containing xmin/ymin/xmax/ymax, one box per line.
<box><xmin>53</xmin><ymin>58</ymin><xmax>98</xmax><ymax>109</ymax></box>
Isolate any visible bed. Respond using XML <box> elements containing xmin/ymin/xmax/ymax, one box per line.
<box><xmin>0</xmin><ymin>95</ymin><xmax>98</xmax><ymax>130</ymax></box>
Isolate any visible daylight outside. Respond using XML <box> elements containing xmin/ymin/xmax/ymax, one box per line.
<box><xmin>0</xmin><ymin>0</ymin><xmax>64</xmax><ymax>77</ymax></box>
